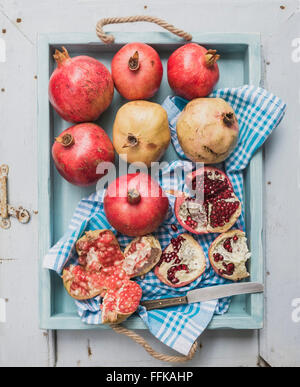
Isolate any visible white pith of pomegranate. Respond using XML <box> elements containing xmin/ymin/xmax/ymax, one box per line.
<box><xmin>62</xmin><ymin>229</ymin><xmax>143</xmax><ymax>323</ymax></box>
<box><xmin>174</xmin><ymin>167</ymin><xmax>241</xmax><ymax>234</ymax></box>
<box><xmin>154</xmin><ymin>234</ymin><xmax>206</xmax><ymax>288</ymax></box>
<box><xmin>123</xmin><ymin>235</ymin><xmax>162</xmax><ymax>278</ymax></box>
<box><xmin>101</xmin><ymin>280</ymin><xmax>142</xmax><ymax>324</ymax></box>
<box><xmin>208</xmin><ymin>229</ymin><xmax>251</xmax><ymax>281</ymax></box>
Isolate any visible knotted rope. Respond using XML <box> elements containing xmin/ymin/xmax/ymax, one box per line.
<box><xmin>110</xmin><ymin>324</ymin><xmax>198</xmax><ymax>362</ymax></box>
<box><xmin>96</xmin><ymin>16</ymin><xmax>192</xmax><ymax>44</ymax></box>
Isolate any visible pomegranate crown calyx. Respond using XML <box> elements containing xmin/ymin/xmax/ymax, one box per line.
<box><xmin>122</xmin><ymin>134</ymin><xmax>139</xmax><ymax>148</ymax></box>
<box><xmin>128</xmin><ymin>51</ymin><xmax>140</xmax><ymax>71</ymax></box>
<box><xmin>222</xmin><ymin>112</ymin><xmax>236</xmax><ymax>127</ymax></box>
<box><xmin>53</xmin><ymin>46</ymin><xmax>70</xmax><ymax>67</ymax></box>
<box><xmin>55</xmin><ymin>133</ymin><xmax>74</xmax><ymax>147</ymax></box>
<box><xmin>127</xmin><ymin>188</ymin><xmax>141</xmax><ymax>205</ymax></box>
<box><xmin>204</xmin><ymin>49</ymin><xmax>220</xmax><ymax>67</ymax></box>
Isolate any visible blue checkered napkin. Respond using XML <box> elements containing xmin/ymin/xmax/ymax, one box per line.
<box><xmin>44</xmin><ymin>86</ymin><xmax>286</xmax><ymax>356</ymax></box>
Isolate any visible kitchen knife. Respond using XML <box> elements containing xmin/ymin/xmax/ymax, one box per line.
<box><xmin>140</xmin><ymin>282</ymin><xmax>264</xmax><ymax>311</ymax></box>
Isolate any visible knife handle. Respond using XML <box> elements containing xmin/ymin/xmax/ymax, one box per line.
<box><xmin>141</xmin><ymin>296</ymin><xmax>188</xmax><ymax>311</ymax></box>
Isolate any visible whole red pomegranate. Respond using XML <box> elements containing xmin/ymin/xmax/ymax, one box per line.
<box><xmin>167</xmin><ymin>43</ymin><xmax>220</xmax><ymax>99</ymax></box>
<box><xmin>49</xmin><ymin>47</ymin><xmax>114</xmax><ymax>123</ymax></box>
<box><xmin>104</xmin><ymin>173</ymin><xmax>169</xmax><ymax>236</ymax></box>
<box><xmin>111</xmin><ymin>42</ymin><xmax>163</xmax><ymax>100</ymax></box>
<box><xmin>52</xmin><ymin>123</ymin><xmax>114</xmax><ymax>186</ymax></box>
<box><xmin>175</xmin><ymin>167</ymin><xmax>241</xmax><ymax>234</ymax></box>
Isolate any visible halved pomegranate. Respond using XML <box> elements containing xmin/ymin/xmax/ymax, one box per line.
<box><xmin>101</xmin><ymin>280</ymin><xmax>142</xmax><ymax>324</ymax></box>
<box><xmin>174</xmin><ymin>167</ymin><xmax>241</xmax><ymax>234</ymax></box>
<box><xmin>154</xmin><ymin>234</ymin><xmax>206</xmax><ymax>288</ymax></box>
<box><xmin>123</xmin><ymin>235</ymin><xmax>162</xmax><ymax>278</ymax></box>
<box><xmin>208</xmin><ymin>229</ymin><xmax>251</xmax><ymax>281</ymax></box>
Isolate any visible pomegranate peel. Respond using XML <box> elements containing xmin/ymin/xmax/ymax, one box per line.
<box><xmin>175</xmin><ymin>167</ymin><xmax>242</xmax><ymax>234</ymax></box>
<box><xmin>154</xmin><ymin>234</ymin><xmax>206</xmax><ymax>288</ymax></box>
<box><xmin>208</xmin><ymin>230</ymin><xmax>250</xmax><ymax>281</ymax></box>
<box><xmin>123</xmin><ymin>235</ymin><xmax>162</xmax><ymax>278</ymax></box>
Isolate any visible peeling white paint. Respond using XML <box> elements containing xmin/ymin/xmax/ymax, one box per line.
<box><xmin>0</xmin><ymin>298</ymin><xmax>6</xmax><ymax>323</ymax></box>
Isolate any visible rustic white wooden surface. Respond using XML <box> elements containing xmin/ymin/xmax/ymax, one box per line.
<box><xmin>0</xmin><ymin>0</ymin><xmax>299</xmax><ymax>367</ymax></box>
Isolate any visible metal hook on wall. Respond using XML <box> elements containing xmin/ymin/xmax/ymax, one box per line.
<box><xmin>0</xmin><ymin>164</ymin><xmax>30</xmax><ymax>229</ymax></box>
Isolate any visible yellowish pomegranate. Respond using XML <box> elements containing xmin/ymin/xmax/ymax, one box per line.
<box><xmin>176</xmin><ymin>98</ymin><xmax>239</xmax><ymax>163</ymax></box>
<box><xmin>113</xmin><ymin>101</ymin><xmax>170</xmax><ymax>167</ymax></box>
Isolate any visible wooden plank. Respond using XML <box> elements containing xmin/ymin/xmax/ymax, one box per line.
<box><xmin>259</xmin><ymin>0</ymin><xmax>300</xmax><ymax>366</ymax></box>
<box><xmin>56</xmin><ymin>329</ymin><xmax>259</xmax><ymax>367</ymax></box>
<box><xmin>0</xmin><ymin>10</ymin><xmax>50</xmax><ymax>366</ymax></box>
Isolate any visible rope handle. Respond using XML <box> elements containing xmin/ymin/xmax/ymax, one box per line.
<box><xmin>96</xmin><ymin>16</ymin><xmax>193</xmax><ymax>44</ymax></box>
<box><xmin>110</xmin><ymin>324</ymin><xmax>198</xmax><ymax>363</ymax></box>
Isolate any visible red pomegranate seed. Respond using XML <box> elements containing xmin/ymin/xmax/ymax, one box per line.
<box><xmin>171</xmin><ymin>224</ymin><xmax>178</xmax><ymax>232</ymax></box>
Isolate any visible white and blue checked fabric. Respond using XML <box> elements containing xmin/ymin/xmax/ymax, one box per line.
<box><xmin>44</xmin><ymin>85</ymin><xmax>286</xmax><ymax>355</ymax></box>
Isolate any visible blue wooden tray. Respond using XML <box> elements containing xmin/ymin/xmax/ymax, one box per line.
<box><xmin>38</xmin><ymin>32</ymin><xmax>263</xmax><ymax>330</ymax></box>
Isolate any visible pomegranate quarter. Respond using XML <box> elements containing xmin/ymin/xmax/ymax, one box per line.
<box><xmin>208</xmin><ymin>229</ymin><xmax>251</xmax><ymax>281</ymax></box>
<box><xmin>123</xmin><ymin>235</ymin><xmax>162</xmax><ymax>278</ymax></box>
<box><xmin>154</xmin><ymin>234</ymin><xmax>206</xmax><ymax>288</ymax></box>
<box><xmin>101</xmin><ymin>281</ymin><xmax>142</xmax><ymax>324</ymax></box>
<box><xmin>175</xmin><ymin>167</ymin><xmax>241</xmax><ymax>234</ymax></box>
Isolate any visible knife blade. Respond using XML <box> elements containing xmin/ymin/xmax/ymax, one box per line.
<box><xmin>140</xmin><ymin>282</ymin><xmax>264</xmax><ymax>311</ymax></box>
